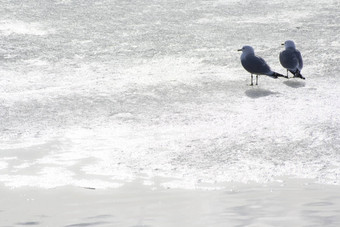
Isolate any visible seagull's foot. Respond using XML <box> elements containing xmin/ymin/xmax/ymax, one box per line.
<box><xmin>271</xmin><ymin>72</ymin><xmax>288</xmax><ymax>79</ymax></box>
<box><xmin>293</xmin><ymin>75</ymin><xmax>306</xmax><ymax>80</ymax></box>
<box><xmin>290</xmin><ymin>70</ymin><xmax>305</xmax><ymax>80</ymax></box>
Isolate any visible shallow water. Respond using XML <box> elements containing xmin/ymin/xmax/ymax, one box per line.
<box><xmin>1</xmin><ymin>180</ymin><xmax>340</xmax><ymax>227</ymax></box>
<box><xmin>0</xmin><ymin>0</ymin><xmax>340</xmax><ymax>190</ymax></box>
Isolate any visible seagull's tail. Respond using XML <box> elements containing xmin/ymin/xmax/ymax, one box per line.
<box><xmin>270</xmin><ymin>72</ymin><xmax>288</xmax><ymax>79</ymax></box>
<box><xmin>289</xmin><ymin>69</ymin><xmax>305</xmax><ymax>80</ymax></box>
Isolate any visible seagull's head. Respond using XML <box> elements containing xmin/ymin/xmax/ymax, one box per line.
<box><xmin>282</xmin><ymin>40</ymin><xmax>296</xmax><ymax>49</ymax></box>
<box><xmin>238</xmin><ymin>46</ymin><xmax>255</xmax><ymax>55</ymax></box>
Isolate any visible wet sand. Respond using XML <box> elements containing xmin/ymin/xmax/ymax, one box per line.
<box><xmin>1</xmin><ymin>178</ymin><xmax>340</xmax><ymax>227</ymax></box>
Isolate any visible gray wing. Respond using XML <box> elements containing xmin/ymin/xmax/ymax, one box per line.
<box><xmin>241</xmin><ymin>55</ymin><xmax>272</xmax><ymax>75</ymax></box>
<box><xmin>279</xmin><ymin>49</ymin><xmax>299</xmax><ymax>71</ymax></box>
<box><xmin>296</xmin><ymin>50</ymin><xmax>303</xmax><ymax>71</ymax></box>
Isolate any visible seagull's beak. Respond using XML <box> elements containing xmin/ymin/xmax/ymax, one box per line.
<box><xmin>281</xmin><ymin>43</ymin><xmax>285</xmax><ymax>46</ymax></box>
<box><xmin>237</xmin><ymin>49</ymin><xmax>242</xmax><ymax>51</ymax></box>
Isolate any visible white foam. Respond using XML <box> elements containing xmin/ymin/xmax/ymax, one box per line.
<box><xmin>0</xmin><ymin>20</ymin><xmax>53</xmax><ymax>36</ymax></box>
<box><xmin>55</xmin><ymin>0</ymin><xmax>73</xmax><ymax>4</ymax></box>
<box><xmin>161</xmin><ymin>179</ymin><xmax>224</xmax><ymax>190</ymax></box>
<box><xmin>24</xmin><ymin>58</ymin><xmax>49</xmax><ymax>66</ymax></box>
<box><xmin>0</xmin><ymin>161</ymin><xmax>8</xmax><ymax>170</ymax></box>
<box><xmin>0</xmin><ymin>167</ymin><xmax>122</xmax><ymax>189</ymax></box>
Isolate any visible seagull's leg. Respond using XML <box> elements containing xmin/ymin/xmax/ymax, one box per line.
<box><xmin>256</xmin><ymin>75</ymin><xmax>258</xmax><ymax>85</ymax></box>
<box><xmin>250</xmin><ymin>74</ymin><xmax>253</xmax><ymax>86</ymax></box>
<box><xmin>286</xmin><ymin>69</ymin><xmax>288</xmax><ymax>78</ymax></box>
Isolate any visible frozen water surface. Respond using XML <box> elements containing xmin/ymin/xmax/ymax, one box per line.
<box><xmin>0</xmin><ymin>0</ymin><xmax>340</xmax><ymax>190</ymax></box>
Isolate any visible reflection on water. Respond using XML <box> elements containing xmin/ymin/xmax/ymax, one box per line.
<box><xmin>283</xmin><ymin>80</ymin><xmax>306</xmax><ymax>88</ymax></box>
<box><xmin>245</xmin><ymin>88</ymin><xmax>279</xmax><ymax>98</ymax></box>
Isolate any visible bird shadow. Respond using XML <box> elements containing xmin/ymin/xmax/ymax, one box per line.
<box><xmin>245</xmin><ymin>88</ymin><xmax>278</xmax><ymax>99</ymax></box>
<box><xmin>283</xmin><ymin>80</ymin><xmax>306</xmax><ymax>88</ymax></box>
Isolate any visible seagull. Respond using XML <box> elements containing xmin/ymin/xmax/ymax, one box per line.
<box><xmin>238</xmin><ymin>46</ymin><xmax>287</xmax><ymax>86</ymax></box>
<box><xmin>279</xmin><ymin>40</ymin><xmax>305</xmax><ymax>79</ymax></box>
